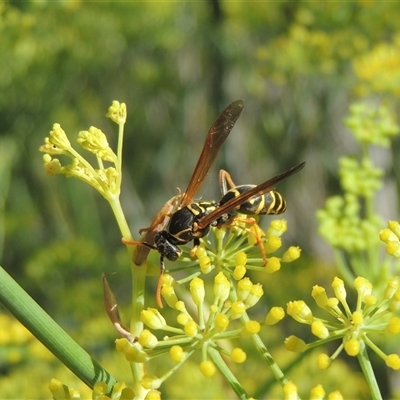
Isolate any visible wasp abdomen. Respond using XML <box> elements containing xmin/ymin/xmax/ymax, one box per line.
<box><xmin>219</xmin><ymin>185</ymin><xmax>287</xmax><ymax>216</ymax></box>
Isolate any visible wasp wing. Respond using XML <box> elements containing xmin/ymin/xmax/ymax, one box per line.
<box><xmin>197</xmin><ymin>161</ymin><xmax>306</xmax><ymax>230</ymax></box>
<box><xmin>180</xmin><ymin>100</ymin><xmax>244</xmax><ymax>207</ymax></box>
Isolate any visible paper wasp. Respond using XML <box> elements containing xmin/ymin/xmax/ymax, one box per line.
<box><xmin>127</xmin><ymin>100</ymin><xmax>305</xmax><ymax>306</ymax></box>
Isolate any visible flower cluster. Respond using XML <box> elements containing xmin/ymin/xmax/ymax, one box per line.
<box><xmin>186</xmin><ymin>218</ymin><xmax>301</xmax><ymax>277</ymax></box>
<box><xmin>317</xmin><ymin>102</ymin><xmax>399</xmax><ymax>290</ymax></box>
<box><xmin>256</xmin><ymin>18</ymin><xmax>368</xmax><ymax>84</ymax></box>
<box><xmin>116</xmin><ymin>271</ymin><xmax>273</xmax><ymax>388</ymax></box>
<box><xmin>344</xmin><ymin>102</ymin><xmax>400</xmax><ymax>147</ymax></box>
<box><xmin>286</xmin><ymin>276</ymin><xmax>400</xmax><ymax>370</ymax></box>
<box><xmin>380</xmin><ymin>220</ymin><xmax>400</xmax><ymax>259</ymax></box>
<box><xmin>353</xmin><ymin>38</ymin><xmax>400</xmax><ymax>97</ymax></box>
<box><xmin>283</xmin><ymin>381</ymin><xmax>342</xmax><ymax>400</ymax></box>
<box><xmin>39</xmin><ymin>101</ymin><xmax>126</xmax><ymax>200</ymax></box>
<box><xmin>48</xmin><ymin>379</ymin><xmax>143</xmax><ymax>400</ymax></box>
<box><xmin>318</xmin><ymin>103</ymin><xmax>399</xmax><ymax>253</ymax></box>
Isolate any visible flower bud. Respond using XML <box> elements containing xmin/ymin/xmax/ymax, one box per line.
<box><xmin>284</xmin><ymin>335</ymin><xmax>307</xmax><ymax>352</ymax></box>
<box><xmin>200</xmin><ymin>360</ymin><xmax>216</xmax><ymax>377</ymax></box>
<box><xmin>265</xmin><ymin>256</ymin><xmax>281</xmax><ymax>273</ymax></box>
<box><xmin>214</xmin><ymin>272</ymin><xmax>230</xmax><ymax>303</ymax></box>
<box><xmin>231</xmin><ymin>348</ymin><xmax>247</xmax><ymax>363</ymax></box>
<box><xmin>281</xmin><ymin>246</ymin><xmax>301</xmax><ymax>262</ymax></box>
<box><xmin>287</xmin><ymin>300</ymin><xmax>313</xmax><ymax>324</ymax></box>
<box><xmin>265</xmin><ymin>307</ymin><xmax>285</xmax><ymax>325</ymax></box>
<box><xmin>190</xmin><ymin>277</ymin><xmax>205</xmax><ymax>306</ymax></box>
<box><xmin>140</xmin><ymin>308</ymin><xmax>166</xmax><ymax>330</ymax></box>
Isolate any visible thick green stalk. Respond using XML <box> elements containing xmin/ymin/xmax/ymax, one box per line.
<box><xmin>357</xmin><ymin>341</ymin><xmax>382</xmax><ymax>400</ymax></box>
<box><xmin>0</xmin><ymin>266</ymin><xmax>116</xmax><ymax>394</ymax></box>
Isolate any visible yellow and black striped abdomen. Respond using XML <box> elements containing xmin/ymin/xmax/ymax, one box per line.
<box><xmin>219</xmin><ymin>184</ymin><xmax>287</xmax><ymax>216</ymax></box>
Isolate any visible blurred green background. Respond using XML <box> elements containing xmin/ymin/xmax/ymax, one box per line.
<box><xmin>1</xmin><ymin>0</ymin><xmax>400</xmax><ymax>398</ymax></box>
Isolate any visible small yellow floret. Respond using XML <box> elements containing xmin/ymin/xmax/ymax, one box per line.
<box><xmin>317</xmin><ymin>353</ymin><xmax>332</xmax><ymax>369</ymax></box>
<box><xmin>106</xmin><ymin>101</ymin><xmax>127</xmax><ymax>124</ymax></box>
<box><xmin>281</xmin><ymin>246</ymin><xmax>301</xmax><ymax>262</ymax></box>
<box><xmin>233</xmin><ymin>264</ymin><xmax>246</xmax><ymax>280</ymax></box>
<box><xmin>265</xmin><ymin>307</ymin><xmax>285</xmax><ymax>325</ymax></box>
<box><xmin>241</xmin><ymin>320</ymin><xmax>261</xmax><ymax>337</ymax></box>
<box><xmin>162</xmin><ymin>274</ymin><xmax>174</xmax><ymax>286</ymax></box>
<box><xmin>175</xmin><ymin>300</ymin><xmax>187</xmax><ymax>312</ymax></box>
<box><xmin>311</xmin><ymin>320</ymin><xmax>329</xmax><ymax>339</ymax></box>
<box><xmin>141</xmin><ymin>375</ymin><xmax>161</xmax><ymax>390</ymax></box>
<box><xmin>231</xmin><ymin>301</ymin><xmax>246</xmax><ymax>319</ymax></box>
<box><xmin>215</xmin><ymin>313</ymin><xmax>229</xmax><ymax>332</ymax></box>
<box><xmin>332</xmin><ymin>277</ymin><xmax>347</xmax><ymax>303</ymax></box>
<box><xmin>190</xmin><ymin>277</ymin><xmax>205</xmax><ymax>306</ymax></box>
<box><xmin>388</xmin><ymin>220</ymin><xmax>400</xmax><ymax>238</ymax></box>
<box><xmin>354</xmin><ymin>276</ymin><xmax>372</xmax><ymax>298</ymax></box>
<box><xmin>93</xmin><ymin>382</ymin><xmax>108</xmax><ymax>396</ymax></box>
<box><xmin>138</xmin><ymin>329</ymin><xmax>158</xmax><ymax>349</ymax></box>
<box><xmin>161</xmin><ymin>285</ymin><xmax>179</xmax><ymax>308</ymax></box>
<box><xmin>264</xmin><ymin>236</ymin><xmax>282</xmax><ymax>253</ymax></box>
<box><xmin>199</xmin><ymin>255</ymin><xmax>212</xmax><ymax>273</ymax></box>
<box><xmin>386</xmin><ymin>354</ymin><xmax>400</xmax><ymax>370</ymax></box>
<box><xmin>386</xmin><ymin>316</ymin><xmax>400</xmax><ymax>334</ymax></box>
<box><xmin>364</xmin><ymin>294</ymin><xmax>377</xmax><ymax>305</ymax></box>
<box><xmin>244</xmin><ymin>283</ymin><xmax>264</xmax><ymax>308</ymax></box>
<box><xmin>170</xmin><ymin>345</ymin><xmax>185</xmax><ymax>362</ymax></box>
<box><xmin>115</xmin><ymin>338</ymin><xmax>129</xmax><ymax>352</ymax></box>
<box><xmin>200</xmin><ymin>360</ymin><xmax>216</xmax><ymax>377</ymax></box>
<box><xmin>344</xmin><ymin>338</ymin><xmax>360</xmax><ymax>356</ymax></box>
<box><xmin>266</xmin><ymin>219</ymin><xmax>287</xmax><ymax>237</ymax></box>
<box><xmin>145</xmin><ymin>389</ymin><xmax>162</xmax><ymax>400</ymax></box>
<box><xmin>284</xmin><ymin>335</ymin><xmax>307</xmax><ymax>352</ymax></box>
<box><xmin>386</xmin><ymin>241</ymin><xmax>400</xmax><ymax>258</ymax></box>
<box><xmin>310</xmin><ymin>384</ymin><xmax>326</xmax><ymax>400</ymax></box>
<box><xmin>235</xmin><ymin>251</ymin><xmax>247</xmax><ymax>266</ymax></box>
<box><xmin>195</xmin><ymin>246</ymin><xmax>207</xmax><ymax>259</ymax></box>
<box><xmin>312</xmin><ymin>285</ymin><xmax>329</xmax><ymax>308</ymax></box>
<box><xmin>237</xmin><ymin>277</ymin><xmax>253</xmax><ymax>301</ymax></box>
<box><xmin>283</xmin><ymin>381</ymin><xmax>297</xmax><ymax>400</ymax></box>
<box><xmin>328</xmin><ymin>390</ymin><xmax>344</xmax><ymax>400</ymax></box>
<box><xmin>352</xmin><ymin>311</ymin><xmax>363</xmax><ymax>326</ymax></box>
<box><xmin>43</xmin><ymin>156</ymin><xmax>62</xmax><ymax>175</ymax></box>
<box><xmin>140</xmin><ymin>308</ymin><xmax>166</xmax><ymax>330</ymax></box>
<box><xmin>287</xmin><ymin>300</ymin><xmax>313</xmax><ymax>323</ymax></box>
<box><xmin>231</xmin><ymin>347</ymin><xmax>247</xmax><ymax>363</ymax></box>
<box><xmin>265</xmin><ymin>256</ymin><xmax>281</xmax><ymax>273</ymax></box>
<box><xmin>379</xmin><ymin>228</ymin><xmax>397</xmax><ymax>243</ymax></box>
<box><xmin>184</xmin><ymin>320</ymin><xmax>198</xmax><ymax>337</ymax></box>
<box><xmin>214</xmin><ymin>272</ymin><xmax>231</xmax><ymax>303</ymax></box>
<box><xmin>384</xmin><ymin>277</ymin><xmax>400</xmax><ymax>299</ymax></box>
<box><xmin>177</xmin><ymin>313</ymin><xmax>189</xmax><ymax>326</ymax></box>
<box><xmin>48</xmin><ymin>379</ymin><xmax>69</xmax><ymax>400</ymax></box>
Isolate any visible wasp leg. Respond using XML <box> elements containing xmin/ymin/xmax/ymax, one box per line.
<box><xmin>189</xmin><ymin>238</ymin><xmax>201</xmax><ymax>260</ymax></box>
<box><xmin>227</xmin><ymin>217</ymin><xmax>268</xmax><ymax>266</ymax></box>
<box><xmin>219</xmin><ymin>169</ymin><xmax>237</xmax><ymax>195</ymax></box>
<box><xmin>156</xmin><ymin>256</ymin><xmax>165</xmax><ymax>309</ymax></box>
<box><xmin>122</xmin><ymin>237</ymin><xmax>157</xmax><ymax>250</ymax></box>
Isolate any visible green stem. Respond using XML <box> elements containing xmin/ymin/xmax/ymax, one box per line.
<box><xmin>357</xmin><ymin>340</ymin><xmax>382</xmax><ymax>400</ymax></box>
<box><xmin>208</xmin><ymin>346</ymin><xmax>249</xmax><ymax>400</ymax></box>
<box><xmin>0</xmin><ymin>266</ymin><xmax>116</xmax><ymax>394</ymax></box>
<box><xmin>334</xmin><ymin>249</ymin><xmax>355</xmax><ymax>286</ymax></box>
<box><xmin>106</xmin><ymin>192</ymin><xmax>147</xmax><ymax>393</ymax></box>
